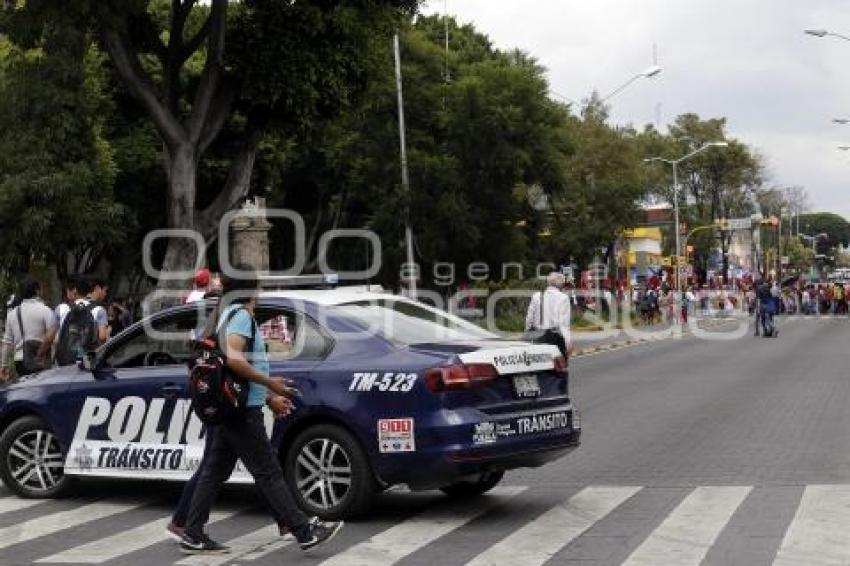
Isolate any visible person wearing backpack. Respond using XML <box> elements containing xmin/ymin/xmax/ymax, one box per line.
<box><xmin>179</xmin><ymin>265</ymin><xmax>343</xmax><ymax>555</ymax></box>
<box><xmin>54</xmin><ymin>276</ymin><xmax>110</xmax><ymax>366</ymax></box>
<box><xmin>0</xmin><ymin>275</ymin><xmax>58</xmax><ymax>381</ymax></box>
<box><xmin>54</xmin><ymin>275</ymin><xmax>81</xmax><ymax>331</ymax></box>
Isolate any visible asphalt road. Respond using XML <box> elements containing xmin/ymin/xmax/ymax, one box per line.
<box><xmin>0</xmin><ymin>315</ymin><xmax>848</xmax><ymax>566</ymax></box>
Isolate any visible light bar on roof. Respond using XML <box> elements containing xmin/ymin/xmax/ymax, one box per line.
<box><xmin>257</xmin><ymin>274</ymin><xmax>339</xmax><ymax>289</ymax></box>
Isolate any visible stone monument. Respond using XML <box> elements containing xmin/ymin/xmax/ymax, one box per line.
<box><xmin>230</xmin><ymin>196</ymin><xmax>272</xmax><ymax>273</ymax></box>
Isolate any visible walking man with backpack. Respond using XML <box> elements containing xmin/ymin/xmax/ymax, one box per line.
<box><xmin>55</xmin><ymin>276</ymin><xmax>110</xmax><ymax>366</ymax></box>
<box><xmin>0</xmin><ymin>276</ymin><xmax>57</xmax><ymax>381</ymax></box>
<box><xmin>179</xmin><ymin>265</ymin><xmax>343</xmax><ymax>555</ymax></box>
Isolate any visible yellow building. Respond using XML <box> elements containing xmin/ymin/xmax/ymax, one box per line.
<box><xmin>620</xmin><ymin>226</ymin><xmax>664</xmax><ymax>283</ymax></box>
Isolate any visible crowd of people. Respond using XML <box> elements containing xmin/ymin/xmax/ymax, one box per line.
<box><xmin>0</xmin><ymin>274</ymin><xmax>132</xmax><ymax>381</ymax></box>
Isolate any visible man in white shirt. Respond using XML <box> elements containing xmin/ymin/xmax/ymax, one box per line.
<box><xmin>524</xmin><ymin>272</ymin><xmax>572</xmax><ymax>356</ymax></box>
<box><xmin>1</xmin><ymin>276</ymin><xmax>57</xmax><ymax>380</ymax></box>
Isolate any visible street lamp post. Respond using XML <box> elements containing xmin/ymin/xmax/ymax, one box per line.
<box><xmin>550</xmin><ymin>64</ymin><xmax>662</xmax><ymax>106</ymax></box>
<box><xmin>644</xmin><ymin>142</ymin><xmax>729</xmax><ymax>299</ymax></box>
<box><xmin>601</xmin><ymin>65</ymin><xmax>663</xmax><ymax>103</ymax></box>
<box><xmin>805</xmin><ymin>29</ymin><xmax>850</xmax><ymax>42</ymax></box>
<box><xmin>799</xmin><ymin>233</ymin><xmax>828</xmax><ymax>279</ymax></box>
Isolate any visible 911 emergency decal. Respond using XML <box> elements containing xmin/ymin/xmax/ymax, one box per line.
<box><xmin>349</xmin><ymin>372</ymin><xmax>416</xmax><ymax>393</ymax></box>
<box><xmin>377</xmin><ymin>418</ymin><xmax>415</xmax><ymax>453</ymax></box>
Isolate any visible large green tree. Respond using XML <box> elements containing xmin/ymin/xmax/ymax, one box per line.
<box><xmin>798</xmin><ymin>212</ymin><xmax>850</xmax><ymax>255</ymax></box>
<box><xmin>550</xmin><ymin>97</ymin><xmax>648</xmax><ymax>268</ymax></box>
<box><xmin>3</xmin><ymin>0</ymin><xmax>418</xmax><ymax>288</ymax></box>
<box><xmin>264</xmin><ymin>16</ymin><xmax>573</xmax><ymax>286</ymax></box>
<box><xmin>0</xmin><ymin>14</ymin><xmax>125</xmax><ymax>280</ymax></box>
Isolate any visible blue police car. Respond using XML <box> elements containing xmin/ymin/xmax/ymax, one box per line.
<box><xmin>0</xmin><ymin>289</ymin><xmax>580</xmax><ymax>519</ymax></box>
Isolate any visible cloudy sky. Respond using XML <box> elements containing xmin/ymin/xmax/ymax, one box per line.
<box><xmin>422</xmin><ymin>0</ymin><xmax>850</xmax><ymax>219</ymax></box>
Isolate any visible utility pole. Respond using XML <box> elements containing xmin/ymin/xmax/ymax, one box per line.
<box><xmin>778</xmin><ymin>211</ymin><xmax>783</xmax><ymax>282</ymax></box>
<box><xmin>394</xmin><ymin>33</ymin><xmax>416</xmax><ymax>300</ymax></box>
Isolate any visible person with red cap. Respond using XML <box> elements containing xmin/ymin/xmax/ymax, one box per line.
<box><xmin>185</xmin><ymin>268</ymin><xmax>211</xmax><ymax>303</ymax></box>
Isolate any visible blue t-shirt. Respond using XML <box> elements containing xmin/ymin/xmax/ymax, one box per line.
<box><xmin>218</xmin><ymin>305</ymin><xmax>269</xmax><ymax>407</ymax></box>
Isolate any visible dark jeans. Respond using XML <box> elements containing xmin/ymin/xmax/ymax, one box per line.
<box><xmin>538</xmin><ymin>329</ymin><xmax>567</xmax><ymax>358</ymax></box>
<box><xmin>172</xmin><ymin>425</ymin><xmax>217</xmax><ymax>527</ymax></box>
<box><xmin>759</xmin><ymin>307</ymin><xmax>775</xmax><ymax>336</ymax></box>
<box><xmin>184</xmin><ymin>409</ymin><xmax>309</xmax><ymax>538</ymax></box>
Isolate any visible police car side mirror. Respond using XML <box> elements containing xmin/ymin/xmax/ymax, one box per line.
<box><xmin>79</xmin><ymin>351</ymin><xmax>97</xmax><ymax>372</ymax></box>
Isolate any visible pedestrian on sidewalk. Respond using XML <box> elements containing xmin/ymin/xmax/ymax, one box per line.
<box><xmin>179</xmin><ymin>265</ymin><xmax>342</xmax><ymax>555</ymax></box>
<box><xmin>524</xmin><ymin>272</ymin><xmax>573</xmax><ymax>358</ymax></box>
<box><xmin>55</xmin><ymin>275</ymin><xmax>81</xmax><ymax>331</ymax></box>
<box><xmin>54</xmin><ymin>276</ymin><xmax>110</xmax><ymax>366</ymax></box>
<box><xmin>0</xmin><ymin>275</ymin><xmax>58</xmax><ymax>381</ymax></box>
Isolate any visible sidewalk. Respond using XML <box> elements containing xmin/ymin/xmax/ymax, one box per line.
<box><xmin>572</xmin><ymin>317</ymin><xmax>736</xmax><ymax>357</ymax></box>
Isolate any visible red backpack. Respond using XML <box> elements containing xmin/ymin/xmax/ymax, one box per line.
<box><xmin>187</xmin><ymin>308</ymin><xmax>256</xmax><ymax>424</ymax></box>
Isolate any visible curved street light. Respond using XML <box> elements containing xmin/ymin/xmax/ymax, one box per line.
<box><xmin>601</xmin><ymin>65</ymin><xmax>663</xmax><ymax>102</ymax></box>
<box><xmin>551</xmin><ymin>65</ymin><xmax>663</xmax><ymax>107</ymax></box>
<box><xmin>805</xmin><ymin>29</ymin><xmax>850</xmax><ymax>42</ymax></box>
<box><xmin>643</xmin><ymin>141</ymin><xmax>729</xmax><ymax>296</ymax></box>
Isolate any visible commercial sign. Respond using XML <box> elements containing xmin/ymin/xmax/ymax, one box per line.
<box><xmin>724</xmin><ymin>218</ymin><xmax>752</xmax><ymax>230</ymax></box>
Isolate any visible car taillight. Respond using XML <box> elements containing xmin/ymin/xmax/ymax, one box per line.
<box><xmin>554</xmin><ymin>355</ymin><xmax>568</xmax><ymax>377</ymax></box>
<box><xmin>425</xmin><ymin>363</ymin><xmax>498</xmax><ymax>392</ymax></box>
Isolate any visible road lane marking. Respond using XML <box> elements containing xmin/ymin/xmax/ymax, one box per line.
<box><xmin>319</xmin><ymin>486</ymin><xmax>526</xmax><ymax>566</ymax></box>
<box><xmin>176</xmin><ymin>524</ymin><xmax>291</xmax><ymax>566</ymax></box>
<box><xmin>0</xmin><ymin>499</ymin><xmax>146</xmax><ymax>550</ymax></box>
<box><xmin>36</xmin><ymin>510</ymin><xmax>237</xmax><ymax>563</ymax></box>
<box><xmin>465</xmin><ymin>485</ymin><xmax>641</xmax><ymax>566</ymax></box>
<box><xmin>773</xmin><ymin>485</ymin><xmax>850</xmax><ymax>566</ymax></box>
<box><xmin>622</xmin><ymin>486</ymin><xmax>751</xmax><ymax>566</ymax></box>
<box><xmin>0</xmin><ymin>496</ymin><xmax>50</xmax><ymax>515</ymax></box>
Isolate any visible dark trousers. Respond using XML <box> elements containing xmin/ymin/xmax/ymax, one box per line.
<box><xmin>538</xmin><ymin>329</ymin><xmax>567</xmax><ymax>358</ymax></box>
<box><xmin>172</xmin><ymin>425</ymin><xmax>217</xmax><ymax>527</ymax></box>
<box><xmin>184</xmin><ymin>409</ymin><xmax>309</xmax><ymax>538</ymax></box>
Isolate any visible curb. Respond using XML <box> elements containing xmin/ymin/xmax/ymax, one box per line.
<box><xmin>572</xmin><ymin>318</ymin><xmax>736</xmax><ymax>358</ymax></box>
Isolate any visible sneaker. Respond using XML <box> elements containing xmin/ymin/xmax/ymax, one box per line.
<box><xmin>166</xmin><ymin>522</ymin><xmax>186</xmax><ymax>542</ymax></box>
<box><xmin>179</xmin><ymin>533</ymin><xmax>230</xmax><ymax>555</ymax></box>
<box><xmin>295</xmin><ymin>517</ymin><xmax>344</xmax><ymax>551</ymax></box>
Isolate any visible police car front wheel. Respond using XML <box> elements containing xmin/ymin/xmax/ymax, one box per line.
<box><xmin>0</xmin><ymin>416</ymin><xmax>72</xmax><ymax>498</ymax></box>
<box><xmin>284</xmin><ymin>424</ymin><xmax>376</xmax><ymax>520</ymax></box>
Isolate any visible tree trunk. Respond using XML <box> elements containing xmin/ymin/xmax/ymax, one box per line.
<box><xmin>159</xmin><ymin>145</ymin><xmax>198</xmax><ymax>294</ymax></box>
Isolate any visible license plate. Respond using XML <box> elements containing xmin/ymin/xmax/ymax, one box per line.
<box><xmin>513</xmin><ymin>374</ymin><xmax>541</xmax><ymax>398</ymax></box>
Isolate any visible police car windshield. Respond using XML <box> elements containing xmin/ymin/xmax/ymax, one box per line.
<box><xmin>334</xmin><ymin>299</ymin><xmax>495</xmax><ymax>345</ymax></box>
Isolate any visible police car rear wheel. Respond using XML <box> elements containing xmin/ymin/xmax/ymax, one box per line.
<box><xmin>285</xmin><ymin>424</ymin><xmax>375</xmax><ymax>520</ymax></box>
<box><xmin>439</xmin><ymin>471</ymin><xmax>504</xmax><ymax>498</ymax></box>
<box><xmin>0</xmin><ymin>416</ymin><xmax>71</xmax><ymax>498</ymax></box>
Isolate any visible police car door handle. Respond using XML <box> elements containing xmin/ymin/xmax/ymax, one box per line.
<box><xmin>161</xmin><ymin>383</ymin><xmax>184</xmax><ymax>397</ymax></box>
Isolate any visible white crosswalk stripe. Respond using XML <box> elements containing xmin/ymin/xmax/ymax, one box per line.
<box><xmin>0</xmin><ymin>495</ymin><xmax>50</xmax><ymax>515</ymax></box>
<box><xmin>0</xmin><ymin>498</ymin><xmax>146</xmax><ymax>551</ymax></box>
<box><xmin>773</xmin><ymin>485</ymin><xmax>850</xmax><ymax>566</ymax></box>
<box><xmin>36</xmin><ymin>510</ymin><xmax>239</xmax><ymax>563</ymax></box>
<box><xmin>319</xmin><ymin>486</ymin><xmax>527</xmax><ymax>566</ymax></box>
<box><xmin>622</xmin><ymin>486</ymin><xmax>751</xmax><ymax>566</ymax></box>
<box><xmin>2</xmin><ymin>484</ymin><xmax>850</xmax><ymax>565</ymax></box>
<box><xmin>175</xmin><ymin>524</ymin><xmax>291</xmax><ymax>566</ymax></box>
<box><xmin>465</xmin><ymin>486</ymin><xmax>641</xmax><ymax>566</ymax></box>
